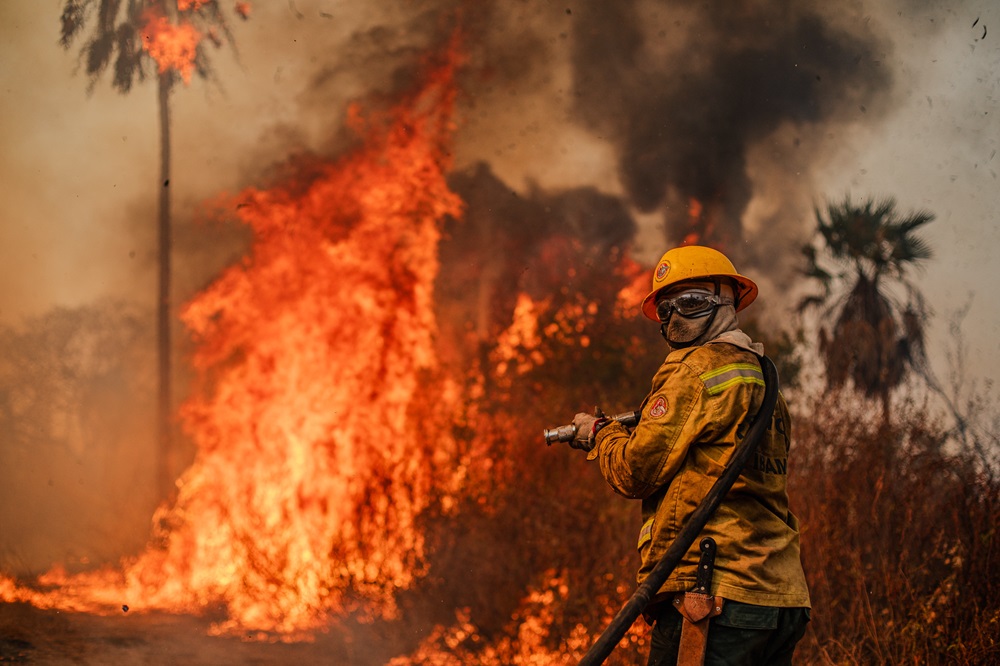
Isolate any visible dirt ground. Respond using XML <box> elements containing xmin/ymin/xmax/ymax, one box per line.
<box><xmin>0</xmin><ymin>602</ymin><xmax>413</xmax><ymax>665</ymax></box>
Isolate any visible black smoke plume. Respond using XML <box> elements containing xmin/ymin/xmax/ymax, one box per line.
<box><xmin>568</xmin><ymin>0</ymin><xmax>893</xmax><ymax>255</ymax></box>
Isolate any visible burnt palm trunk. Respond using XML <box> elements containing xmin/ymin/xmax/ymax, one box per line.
<box><xmin>157</xmin><ymin>70</ymin><xmax>173</xmax><ymax>499</ymax></box>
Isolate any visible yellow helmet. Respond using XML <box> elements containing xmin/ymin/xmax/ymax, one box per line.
<box><xmin>640</xmin><ymin>245</ymin><xmax>758</xmax><ymax>321</ymax></box>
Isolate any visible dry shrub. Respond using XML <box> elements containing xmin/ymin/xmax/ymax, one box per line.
<box><xmin>789</xmin><ymin>392</ymin><xmax>999</xmax><ymax>665</ymax></box>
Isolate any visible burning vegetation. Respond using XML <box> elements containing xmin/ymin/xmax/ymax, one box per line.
<box><xmin>2</xmin><ymin>3</ymin><xmax>999</xmax><ymax>665</ymax></box>
<box><xmin>3</xmin><ymin>38</ymin><xmax>468</xmax><ymax>638</ymax></box>
<box><xmin>0</xmin><ymin>26</ymin><xmax>662</xmax><ymax>656</ymax></box>
<box><xmin>139</xmin><ymin>7</ymin><xmax>201</xmax><ymax>83</ymax></box>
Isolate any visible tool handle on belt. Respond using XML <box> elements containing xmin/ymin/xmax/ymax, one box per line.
<box><xmin>577</xmin><ymin>354</ymin><xmax>780</xmax><ymax>666</ymax></box>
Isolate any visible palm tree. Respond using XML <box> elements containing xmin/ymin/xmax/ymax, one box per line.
<box><xmin>59</xmin><ymin>0</ymin><xmax>249</xmax><ymax>497</ymax></box>
<box><xmin>799</xmin><ymin>195</ymin><xmax>934</xmax><ymax>423</ymax></box>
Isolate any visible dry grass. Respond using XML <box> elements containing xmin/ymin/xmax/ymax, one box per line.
<box><xmin>397</xmin><ymin>351</ymin><xmax>999</xmax><ymax>664</ymax></box>
<box><xmin>789</xmin><ymin>394</ymin><xmax>999</xmax><ymax>665</ymax></box>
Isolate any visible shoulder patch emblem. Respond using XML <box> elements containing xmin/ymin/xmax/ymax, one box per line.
<box><xmin>648</xmin><ymin>395</ymin><xmax>668</xmax><ymax>418</ymax></box>
<box><xmin>655</xmin><ymin>261</ymin><xmax>670</xmax><ymax>281</ymax></box>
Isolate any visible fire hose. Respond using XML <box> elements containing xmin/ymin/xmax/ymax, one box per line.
<box><xmin>570</xmin><ymin>354</ymin><xmax>780</xmax><ymax>666</ymax></box>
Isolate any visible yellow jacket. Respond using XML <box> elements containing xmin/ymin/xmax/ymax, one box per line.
<box><xmin>588</xmin><ymin>338</ymin><xmax>811</xmax><ymax>608</ymax></box>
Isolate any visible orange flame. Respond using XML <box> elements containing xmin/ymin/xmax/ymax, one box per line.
<box><xmin>614</xmin><ymin>254</ymin><xmax>649</xmax><ymax>318</ymax></box>
<box><xmin>681</xmin><ymin>197</ymin><xmax>703</xmax><ymax>246</ymax></box>
<box><xmin>493</xmin><ymin>293</ymin><xmax>545</xmax><ymax>377</ymax></box>
<box><xmin>1</xmin><ymin>39</ymin><xmax>467</xmax><ymax>639</ymax></box>
<box><xmin>387</xmin><ymin>570</ymin><xmax>651</xmax><ymax>665</ymax></box>
<box><xmin>140</xmin><ymin>8</ymin><xmax>201</xmax><ymax>84</ymax></box>
<box><xmin>177</xmin><ymin>0</ymin><xmax>210</xmax><ymax>10</ymax></box>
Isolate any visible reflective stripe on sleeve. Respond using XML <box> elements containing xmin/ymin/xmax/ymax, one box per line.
<box><xmin>699</xmin><ymin>363</ymin><xmax>764</xmax><ymax>395</ymax></box>
<box><xmin>637</xmin><ymin>517</ymin><xmax>654</xmax><ymax>550</ymax></box>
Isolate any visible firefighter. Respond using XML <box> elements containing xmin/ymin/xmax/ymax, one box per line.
<box><xmin>573</xmin><ymin>245</ymin><xmax>810</xmax><ymax>666</ymax></box>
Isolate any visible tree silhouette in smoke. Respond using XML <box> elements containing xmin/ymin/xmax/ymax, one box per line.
<box><xmin>58</xmin><ymin>0</ymin><xmax>251</xmax><ymax>498</ymax></box>
<box><xmin>799</xmin><ymin>194</ymin><xmax>935</xmax><ymax>423</ymax></box>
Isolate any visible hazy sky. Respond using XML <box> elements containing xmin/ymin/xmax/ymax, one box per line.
<box><xmin>814</xmin><ymin>1</ymin><xmax>1000</xmax><ymax>394</ymax></box>
<box><xmin>1</xmin><ymin>0</ymin><xmax>998</xmax><ymax>394</ymax></box>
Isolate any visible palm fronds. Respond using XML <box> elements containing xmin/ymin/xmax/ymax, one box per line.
<box><xmin>799</xmin><ymin>194</ymin><xmax>936</xmax><ymax>418</ymax></box>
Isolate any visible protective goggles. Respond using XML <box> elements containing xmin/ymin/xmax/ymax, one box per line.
<box><xmin>655</xmin><ymin>290</ymin><xmax>733</xmax><ymax>322</ymax></box>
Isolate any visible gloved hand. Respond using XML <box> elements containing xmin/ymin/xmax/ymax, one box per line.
<box><xmin>571</xmin><ymin>412</ymin><xmax>600</xmax><ymax>451</ymax></box>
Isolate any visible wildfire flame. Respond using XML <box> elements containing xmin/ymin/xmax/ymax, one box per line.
<box><xmin>177</xmin><ymin>0</ymin><xmax>210</xmax><ymax>10</ymax></box>
<box><xmin>1</xmin><ymin>40</ymin><xmax>468</xmax><ymax>639</ymax></box>
<box><xmin>493</xmin><ymin>293</ymin><xmax>545</xmax><ymax>378</ymax></box>
<box><xmin>387</xmin><ymin>570</ymin><xmax>651</xmax><ymax>665</ymax></box>
<box><xmin>140</xmin><ymin>8</ymin><xmax>201</xmax><ymax>84</ymax></box>
<box><xmin>614</xmin><ymin>255</ymin><xmax>649</xmax><ymax>319</ymax></box>
<box><xmin>681</xmin><ymin>197</ymin><xmax>705</xmax><ymax>246</ymax></box>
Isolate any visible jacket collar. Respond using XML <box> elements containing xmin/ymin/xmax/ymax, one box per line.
<box><xmin>707</xmin><ymin>328</ymin><xmax>764</xmax><ymax>356</ymax></box>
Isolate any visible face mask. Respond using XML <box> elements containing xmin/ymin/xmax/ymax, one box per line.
<box><xmin>656</xmin><ymin>282</ymin><xmax>736</xmax><ymax>349</ymax></box>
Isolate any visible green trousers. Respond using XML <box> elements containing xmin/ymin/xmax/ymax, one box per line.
<box><xmin>646</xmin><ymin>600</ymin><xmax>810</xmax><ymax>666</ymax></box>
